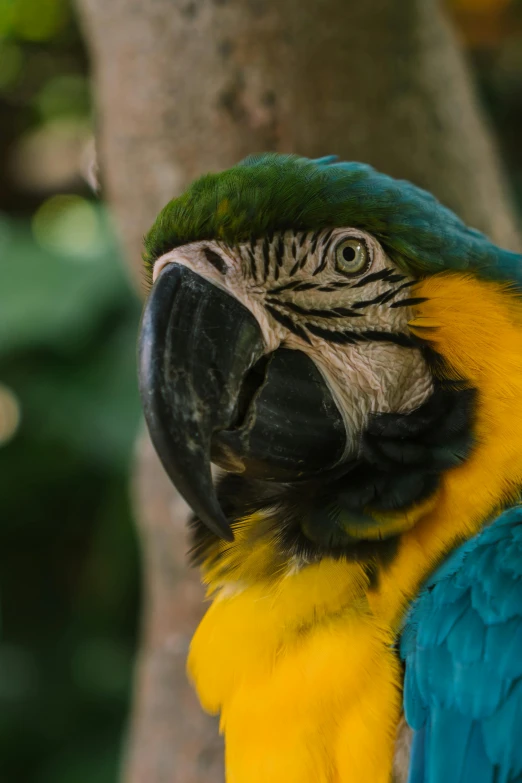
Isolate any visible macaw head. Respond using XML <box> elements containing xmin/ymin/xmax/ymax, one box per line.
<box><xmin>139</xmin><ymin>154</ymin><xmax>522</xmax><ymax>560</ymax></box>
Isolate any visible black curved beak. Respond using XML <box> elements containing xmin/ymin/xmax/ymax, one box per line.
<box><xmin>138</xmin><ymin>263</ymin><xmax>346</xmax><ymax>540</ymax></box>
<box><xmin>139</xmin><ymin>264</ymin><xmax>264</xmax><ymax>540</ymax></box>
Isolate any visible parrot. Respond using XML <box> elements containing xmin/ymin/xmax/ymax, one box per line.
<box><xmin>137</xmin><ymin>153</ymin><xmax>522</xmax><ymax>783</ymax></box>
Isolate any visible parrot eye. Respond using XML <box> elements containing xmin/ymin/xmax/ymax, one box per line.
<box><xmin>334</xmin><ymin>238</ymin><xmax>370</xmax><ymax>276</ymax></box>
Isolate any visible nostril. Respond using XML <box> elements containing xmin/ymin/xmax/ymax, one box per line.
<box><xmin>204</xmin><ymin>247</ymin><xmax>227</xmax><ymax>275</ymax></box>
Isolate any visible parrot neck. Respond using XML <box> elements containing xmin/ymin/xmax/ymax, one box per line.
<box><xmin>188</xmin><ymin>272</ymin><xmax>522</xmax><ymax>783</ymax></box>
<box><xmin>370</xmin><ymin>272</ymin><xmax>522</xmax><ymax>623</ymax></box>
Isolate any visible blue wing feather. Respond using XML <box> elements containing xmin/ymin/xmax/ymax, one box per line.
<box><xmin>409</xmin><ymin>726</ymin><xmax>427</xmax><ymax>782</ymax></box>
<box><xmin>402</xmin><ymin>505</ymin><xmax>522</xmax><ymax>783</ymax></box>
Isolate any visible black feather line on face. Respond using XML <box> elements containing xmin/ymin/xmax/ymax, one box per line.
<box><xmin>266</xmin><ymin>304</ymin><xmax>313</xmax><ymax>343</ymax></box>
<box><xmin>321</xmin><ymin>228</ymin><xmax>335</xmax><ymax>249</ymax></box>
<box><xmin>358</xmin><ymin>330</ymin><xmax>417</xmax><ymax>348</ymax></box>
<box><xmin>310</xmin><ymin>230</ymin><xmax>322</xmax><ymax>255</ymax></box>
<box><xmin>267</xmin><ymin>298</ymin><xmax>363</xmax><ymax>320</ymax></box>
<box><xmin>267</xmin><ymin>280</ymin><xmax>305</xmax><ymax>294</ymax></box>
<box><xmin>352</xmin><ymin>268</ymin><xmax>395</xmax><ymax>287</ymax></box>
<box><xmin>312</xmin><ymin>230</ymin><xmax>336</xmax><ymax>277</ymax></box>
<box><xmin>312</xmin><ymin>254</ymin><xmax>328</xmax><ymax>277</ymax></box>
<box><xmin>321</xmin><ymin>231</ymin><xmax>336</xmax><ymax>261</ymax></box>
<box><xmin>299</xmin><ymin>252</ymin><xmax>309</xmax><ymax>270</ymax></box>
<box><xmin>262</xmin><ymin>237</ymin><xmax>270</xmax><ymax>281</ymax></box>
<box><xmin>304</xmin><ymin>323</ymin><xmax>418</xmax><ymax>348</ymax></box>
<box><xmin>292</xmin><ymin>282</ymin><xmax>320</xmax><ymax>292</ymax></box>
<box><xmin>333</xmin><ymin>307</ymin><xmax>364</xmax><ymax>317</ymax></box>
<box><xmin>352</xmin><ymin>288</ymin><xmax>402</xmax><ymax>309</ymax></box>
<box><xmin>246</xmin><ymin>247</ymin><xmax>258</xmax><ymax>281</ymax></box>
<box><xmin>276</xmin><ymin>234</ymin><xmax>285</xmax><ymax>266</ymax></box>
<box><xmin>305</xmin><ymin>323</ymin><xmax>361</xmax><ymax>344</ymax></box>
<box><xmin>376</xmin><ymin>281</ymin><xmax>415</xmax><ymax>306</ymax></box>
<box><xmin>390</xmin><ymin>296</ymin><xmax>428</xmax><ymax>309</ymax></box>
<box><xmin>289</xmin><ymin>259</ymin><xmax>300</xmax><ymax>276</ymax></box>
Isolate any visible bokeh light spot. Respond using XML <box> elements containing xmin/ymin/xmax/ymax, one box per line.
<box><xmin>36</xmin><ymin>74</ymin><xmax>90</xmax><ymax>121</ymax></box>
<box><xmin>1</xmin><ymin>0</ymin><xmax>69</xmax><ymax>41</ymax></box>
<box><xmin>32</xmin><ymin>194</ymin><xmax>104</xmax><ymax>259</ymax></box>
<box><xmin>0</xmin><ymin>383</ymin><xmax>21</xmax><ymax>446</ymax></box>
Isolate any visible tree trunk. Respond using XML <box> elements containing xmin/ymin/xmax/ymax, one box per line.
<box><xmin>76</xmin><ymin>1</ymin><xmax>520</xmax><ymax>781</ymax></box>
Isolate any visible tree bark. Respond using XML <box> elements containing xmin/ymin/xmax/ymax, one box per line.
<box><xmin>75</xmin><ymin>1</ymin><xmax>520</xmax><ymax>781</ymax></box>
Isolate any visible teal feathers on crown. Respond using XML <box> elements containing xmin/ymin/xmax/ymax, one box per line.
<box><xmin>144</xmin><ymin>153</ymin><xmax>521</xmax><ymax>284</ymax></box>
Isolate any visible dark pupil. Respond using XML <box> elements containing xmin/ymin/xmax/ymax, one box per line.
<box><xmin>342</xmin><ymin>245</ymin><xmax>356</xmax><ymax>262</ymax></box>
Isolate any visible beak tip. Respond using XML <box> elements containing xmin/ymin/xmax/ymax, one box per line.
<box><xmin>199</xmin><ymin>506</ymin><xmax>235</xmax><ymax>542</ymax></box>
<box><xmin>220</xmin><ymin>527</ymin><xmax>235</xmax><ymax>543</ymax></box>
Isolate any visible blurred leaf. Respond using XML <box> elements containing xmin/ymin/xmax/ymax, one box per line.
<box><xmin>0</xmin><ymin>208</ymin><xmax>138</xmax><ymax>358</ymax></box>
<box><xmin>71</xmin><ymin>636</ymin><xmax>131</xmax><ymax>699</ymax></box>
<box><xmin>0</xmin><ymin>2</ymin><xmax>140</xmax><ymax>781</ymax></box>
<box><xmin>36</xmin><ymin>744</ymin><xmax>121</xmax><ymax>783</ymax></box>
<box><xmin>32</xmin><ymin>194</ymin><xmax>104</xmax><ymax>256</ymax></box>
<box><xmin>14</xmin><ymin>318</ymin><xmax>142</xmax><ymax>471</ymax></box>
<box><xmin>0</xmin><ymin>207</ymin><xmax>141</xmax><ymax>783</ymax></box>
<box><xmin>35</xmin><ymin>73</ymin><xmax>90</xmax><ymax>120</ymax></box>
<box><xmin>0</xmin><ymin>0</ymin><xmax>70</xmax><ymax>42</ymax></box>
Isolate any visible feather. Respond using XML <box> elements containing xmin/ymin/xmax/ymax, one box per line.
<box><xmin>402</xmin><ymin>506</ymin><xmax>522</xmax><ymax>783</ymax></box>
<box><xmin>142</xmin><ymin>154</ymin><xmax>522</xmax><ymax>287</ymax></box>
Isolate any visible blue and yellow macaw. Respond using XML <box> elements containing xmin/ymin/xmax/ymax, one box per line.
<box><xmin>138</xmin><ymin>153</ymin><xmax>522</xmax><ymax>783</ymax></box>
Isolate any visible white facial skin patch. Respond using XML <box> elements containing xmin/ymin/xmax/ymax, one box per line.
<box><xmin>152</xmin><ymin>228</ymin><xmax>433</xmax><ymax>459</ymax></box>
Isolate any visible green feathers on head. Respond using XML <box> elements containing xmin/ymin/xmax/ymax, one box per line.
<box><xmin>144</xmin><ymin>153</ymin><xmax>521</xmax><ymax>285</ymax></box>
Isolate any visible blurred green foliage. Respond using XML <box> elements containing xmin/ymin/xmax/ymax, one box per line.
<box><xmin>0</xmin><ymin>208</ymin><xmax>142</xmax><ymax>783</ymax></box>
<box><xmin>0</xmin><ymin>0</ymin><xmax>70</xmax><ymax>42</ymax></box>
<box><xmin>0</xmin><ymin>0</ymin><xmax>142</xmax><ymax>781</ymax></box>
